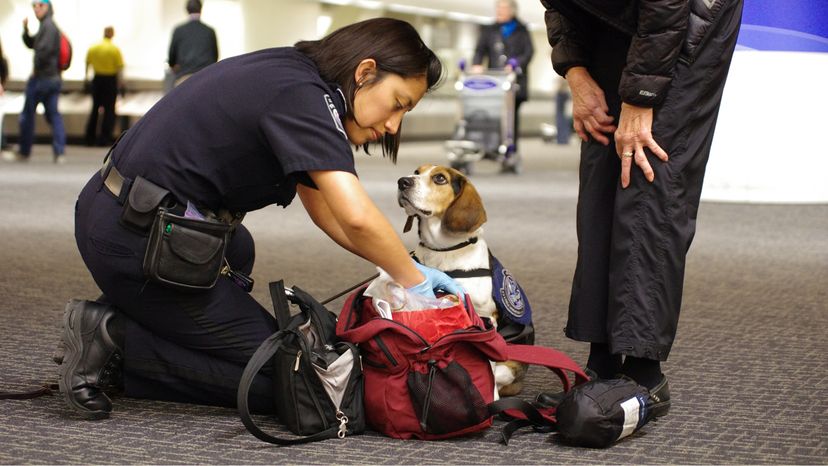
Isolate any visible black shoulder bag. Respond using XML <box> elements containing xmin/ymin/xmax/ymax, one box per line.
<box><xmin>237</xmin><ymin>281</ymin><xmax>365</xmax><ymax>445</ymax></box>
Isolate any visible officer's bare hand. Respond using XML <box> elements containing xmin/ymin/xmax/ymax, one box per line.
<box><xmin>565</xmin><ymin>66</ymin><xmax>616</xmax><ymax>145</ymax></box>
<box><xmin>615</xmin><ymin>102</ymin><xmax>669</xmax><ymax>188</ymax></box>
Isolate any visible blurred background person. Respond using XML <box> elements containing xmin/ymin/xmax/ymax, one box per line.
<box><xmin>554</xmin><ymin>75</ymin><xmax>571</xmax><ymax>145</ymax></box>
<box><xmin>4</xmin><ymin>0</ymin><xmax>66</xmax><ymax>164</ymax></box>
<box><xmin>168</xmin><ymin>0</ymin><xmax>218</xmax><ymax>88</ymax></box>
<box><xmin>0</xmin><ymin>37</ymin><xmax>10</xmax><ymax>157</ymax></box>
<box><xmin>84</xmin><ymin>26</ymin><xmax>124</xmax><ymax>147</ymax></box>
<box><xmin>471</xmin><ymin>0</ymin><xmax>533</xmax><ymax>159</ymax></box>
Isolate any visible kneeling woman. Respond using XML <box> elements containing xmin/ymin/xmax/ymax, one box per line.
<box><xmin>64</xmin><ymin>18</ymin><xmax>460</xmax><ymax>419</ymax></box>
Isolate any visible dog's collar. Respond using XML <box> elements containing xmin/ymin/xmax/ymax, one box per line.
<box><xmin>419</xmin><ymin>237</ymin><xmax>478</xmax><ymax>252</ymax></box>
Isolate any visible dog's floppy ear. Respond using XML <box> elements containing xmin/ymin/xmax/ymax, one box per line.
<box><xmin>443</xmin><ymin>170</ymin><xmax>487</xmax><ymax>234</ymax></box>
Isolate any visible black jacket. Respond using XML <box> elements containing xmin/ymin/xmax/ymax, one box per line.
<box><xmin>541</xmin><ymin>0</ymin><xmax>690</xmax><ymax>107</ymax></box>
<box><xmin>22</xmin><ymin>6</ymin><xmax>61</xmax><ymax>79</ymax></box>
<box><xmin>473</xmin><ymin>19</ymin><xmax>534</xmax><ymax>102</ymax></box>
<box><xmin>168</xmin><ymin>18</ymin><xmax>218</xmax><ymax>78</ymax></box>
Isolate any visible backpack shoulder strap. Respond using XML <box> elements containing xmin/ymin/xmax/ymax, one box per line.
<box><xmin>487</xmin><ymin>397</ymin><xmax>556</xmax><ymax>445</ymax></box>
<box><xmin>236</xmin><ymin>330</ymin><xmax>342</xmax><ymax>446</ymax></box>
<box><xmin>505</xmin><ymin>344</ymin><xmax>589</xmax><ymax>392</ymax></box>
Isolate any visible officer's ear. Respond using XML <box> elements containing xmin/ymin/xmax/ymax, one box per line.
<box><xmin>354</xmin><ymin>59</ymin><xmax>377</xmax><ymax>88</ymax></box>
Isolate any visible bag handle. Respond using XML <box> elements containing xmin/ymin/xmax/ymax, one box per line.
<box><xmin>236</xmin><ymin>330</ymin><xmax>343</xmax><ymax>446</ymax></box>
<box><xmin>269</xmin><ymin>280</ymin><xmax>291</xmax><ymax>330</ymax></box>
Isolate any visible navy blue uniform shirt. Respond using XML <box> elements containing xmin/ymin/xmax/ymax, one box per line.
<box><xmin>111</xmin><ymin>47</ymin><xmax>355</xmax><ymax>213</ymax></box>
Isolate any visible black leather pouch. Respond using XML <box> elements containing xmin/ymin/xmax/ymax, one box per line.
<box><xmin>121</xmin><ymin>176</ymin><xmax>171</xmax><ymax>232</ymax></box>
<box><xmin>143</xmin><ymin>207</ymin><xmax>233</xmax><ymax>291</ymax></box>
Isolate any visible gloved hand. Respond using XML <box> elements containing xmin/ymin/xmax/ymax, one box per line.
<box><xmin>408</xmin><ymin>261</ymin><xmax>465</xmax><ymax>298</ymax></box>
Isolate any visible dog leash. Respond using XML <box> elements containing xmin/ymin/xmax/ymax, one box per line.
<box><xmin>0</xmin><ymin>383</ymin><xmax>59</xmax><ymax>400</ymax></box>
<box><xmin>320</xmin><ymin>273</ymin><xmax>379</xmax><ymax>306</ymax></box>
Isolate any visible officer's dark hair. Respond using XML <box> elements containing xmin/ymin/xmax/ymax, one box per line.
<box><xmin>186</xmin><ymin>0</ymin><xmax>202</xmax><ymax>14</ymax></box>
<box><xmin>295</xmin><ymin>18</ymin><xmax>443</xmax><ymax>163</ymax></box>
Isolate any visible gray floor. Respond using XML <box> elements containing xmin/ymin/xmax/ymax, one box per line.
<box><xmin>1</xmin><ymin>139</ymin><xmax>826</xmax><ymax>464</ymax></box>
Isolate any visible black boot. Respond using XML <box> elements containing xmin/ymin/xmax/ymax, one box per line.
<box><xmin>58</xmin><ymin>299</ymin><xmax>123</xmax><ymax>420</ymax></box>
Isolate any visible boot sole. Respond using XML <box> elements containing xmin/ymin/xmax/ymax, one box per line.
<box><xmin>58</xmin><ymin>300</ymin><xmax>111</xmax><ymax>420</ymax></box>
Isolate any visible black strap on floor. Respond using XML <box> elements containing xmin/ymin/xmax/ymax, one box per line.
<box><xmin>0</xmin><ymin>383</ymin><xmax>59</xmax><ymax>400</ymax></box>
<box><xmin>488</xmin><ymin>397</ymin><xmax>557</xmax><ymax>445</ymax></box>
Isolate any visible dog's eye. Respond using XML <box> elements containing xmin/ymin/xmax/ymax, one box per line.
<box><xmin>432</xmin><ymin>174</ymin><xmax>448</xmax><ymax>185</ymax></box>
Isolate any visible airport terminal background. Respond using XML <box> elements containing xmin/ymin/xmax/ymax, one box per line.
<box><xmin>2</xmin><ymin>0</ymin><xmax>827</xmax><ymax>202</ymax></box>
<box><xmin>0</xmin><ymin>1</ymin><xmax>827</xmax><ymax>464</ymax></box>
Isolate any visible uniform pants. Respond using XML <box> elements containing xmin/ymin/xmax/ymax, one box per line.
<box><xmin>565</xmin><ymin>0</ymin><xmax>743</xmax><ymax>360</ymax></box>
<box><xmin>75</xmin><ymin>173</ymin><xmax>278</xmax><ymax>411</ymax></box>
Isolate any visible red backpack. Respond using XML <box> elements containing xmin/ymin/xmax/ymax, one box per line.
<box><xmin>58</xmin><ymin>31</ymin><xmax>72</xmax><ymax>71</ymax></box>
<box><xmin>336</xmin><ymin>287</ymin><xmax>588</xmax><ymax>441</ymax></box>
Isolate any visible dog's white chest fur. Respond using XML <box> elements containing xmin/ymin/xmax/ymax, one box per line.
<box><xmin>414</xmin><ymin>238</ymin><xmax>497</xmax><ymax>323</ymax></box>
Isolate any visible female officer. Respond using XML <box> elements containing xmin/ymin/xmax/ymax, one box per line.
<box><xmin>60</xmin><ymin>18</ymin><xmax>461</xmax><ymax>419</ymax></box>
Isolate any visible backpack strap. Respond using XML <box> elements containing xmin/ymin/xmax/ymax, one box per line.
<box><xmin>487</xmin><ymin>397</ymin><xmax>557</xmax><ymax>445</ymax></box>
<box><xmin>484</xmin><ymin>344</ymin><xmax>590</xmax><ymax>444</ymax></box>
<box><xmin>236</xmin><ymin>330</ymin><xmax>343</xmax><ymax>446</ymax></box>
<box><xmin>505</xmin><ymin>344</ymin><xmax>589</xmax><ymax>392</ymax></box>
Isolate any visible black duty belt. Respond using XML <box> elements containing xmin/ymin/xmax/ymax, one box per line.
<box><xmin>99</xmin><ymin>156</ymin><xmax>245</xmax><ymax>226</ymax></box>
<box><xmin>100</xmin><ymin>156</ymin><xmax>126</xmax><ymax>198</ymax></box>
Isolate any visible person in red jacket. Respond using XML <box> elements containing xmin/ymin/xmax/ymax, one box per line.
<box><xmin>540</xmin><ymin>0</ymin><xmax>743</xmax><ymax>415</ymax></box>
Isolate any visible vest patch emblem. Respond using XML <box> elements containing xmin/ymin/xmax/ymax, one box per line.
<box><xmin>324</xmin><ymin>94</ymin><xmax>347</xmax><ymax>139</ymax></box>
<box><xmin>490</xmin><ymin>254</ymin><xmax>533</xmax><ymax>326</ymax></box>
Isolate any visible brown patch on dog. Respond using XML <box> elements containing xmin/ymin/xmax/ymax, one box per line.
<box><xmin>442</xmin><ymin>168</ymin><xmax>487</xmax><ymax>234</ymax></box>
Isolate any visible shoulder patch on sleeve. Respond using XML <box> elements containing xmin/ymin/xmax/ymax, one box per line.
<box><xmin>324</xmin><ymin>94</ymin><xmax>347</xmax><ymax>139</ymax></box>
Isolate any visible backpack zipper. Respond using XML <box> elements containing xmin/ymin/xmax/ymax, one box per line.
<box><xmin>418</xmin><ymin>359</ymin><xmax>438</xmax><ymax>432</ymax></box>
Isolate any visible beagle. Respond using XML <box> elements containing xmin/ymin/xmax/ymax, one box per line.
<box><xmin>397</xmin><ymin>164</ymin><xmax>534</xmax><ymax>397</ymax></box>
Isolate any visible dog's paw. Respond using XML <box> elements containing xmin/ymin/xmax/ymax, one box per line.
<box><xmin>495</xmin><ymin>361</ymin><xmax>528</xmax><ymax>397</ymax></box>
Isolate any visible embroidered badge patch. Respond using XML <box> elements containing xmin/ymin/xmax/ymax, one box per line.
<box><xmin>490</xmin><ymin>254</ymin><xmax>533</xmax><ymax>326</ymax></box>
<box><xmin>324</xmin><ymin>94</ymin><xmax>347</xmax><ymax>139</ymax></box>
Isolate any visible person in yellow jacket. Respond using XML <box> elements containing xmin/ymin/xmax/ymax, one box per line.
<box><xmin>84</xmin><ymin>26</ymin><xmax>123</xmax><ymax>146</ymax></box>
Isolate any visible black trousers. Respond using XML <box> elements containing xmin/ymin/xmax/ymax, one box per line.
<box><xmin>565</xmin><ymin>0</ymin><xmax>743</xmax><ymax>360</ymax></box>
<box><xmin>75</xmin><ymin>173</ymin><xmax>277</xmax><ymax>411</ymax></box>
<box><xmin>85</xmin><ymin>75</ymin><xmax>118</xmax><ymax>146</ymax></box>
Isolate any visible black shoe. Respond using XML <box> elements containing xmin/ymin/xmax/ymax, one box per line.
<box><xmin>534</xmin><ymin>368</ymin><xmax>597</xmax><ymax>408</ymax></box>
<box><xmin>58</xmin><ymin>299</ymin><xmax>123</xmax><ymax>420</ymax></box>
<box><xmin>647</xmin><ymin>375</ymin><xmax>671</xmax><ymax>419</ymax></box>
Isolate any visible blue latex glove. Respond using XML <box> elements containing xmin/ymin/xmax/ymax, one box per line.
<box><xmin>409</xmin><ymin>261</ymin><xmax>465</xmax><ymax>298</ymax></box>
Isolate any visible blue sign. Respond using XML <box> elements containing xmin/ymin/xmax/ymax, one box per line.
<box><xmin>463</xmin><ymin>77</ymin><xmax>497</xmax><ymax>90</ymax></box>
<box><xmin>738</xmin><ymin>0</ymin><xmax>828</xmax><ymax>52</ymax></box>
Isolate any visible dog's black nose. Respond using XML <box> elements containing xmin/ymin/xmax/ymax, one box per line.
<box><xmin>398</xmin><ymin>177</ymin><xmax>413</xmax><ymax>191</ymax></box>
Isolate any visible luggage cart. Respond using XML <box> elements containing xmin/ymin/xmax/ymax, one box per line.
<box><xmin>444</xmin><ymin>64</ymin><xmax>521</xmax><ymax>175</ymax></box>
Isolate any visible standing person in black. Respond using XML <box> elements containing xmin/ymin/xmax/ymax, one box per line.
<box><xmin>59</xmin><ymin>18</ymin><xmax>462</xmax><ymax>420</ymax></box>
<box><xmin>84</xmin><ymin>26</ymin><xmax>124</xmax><ymax>147</ymax></box>
<box><xmin>472</xmin><ymin>0</ymin><xmax>534</xmax><ymax>169</ymax></box>
<box><xmin>539</xmin><ymin>0</ymin><xmax>743</xmax><ymax>415</ymax></box>
<box><xmin>167</xmin><ymin>0</ymin><xmax>218</xmax><ymax>87</ymax></box>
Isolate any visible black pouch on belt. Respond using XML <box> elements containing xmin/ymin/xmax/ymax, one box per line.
<box><xmin>120</xmin><ymin>176</ymin><xmax>171</xmax><ymax>232</ymax></box>
<box><xmin>143</xmin><ymin>207</ymin><xmax>233</xmax><ymax>291</ymax></box>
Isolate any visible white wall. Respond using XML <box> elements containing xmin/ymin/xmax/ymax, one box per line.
<box><xmin>702</xmin><ymin>50</ymin><xmax>828</xmax><ymax>203</ymax></box>
<box><xmin>0</xmin><ymin>0</ymin><xmax>318</xmax><ymax>82</ymax></box>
